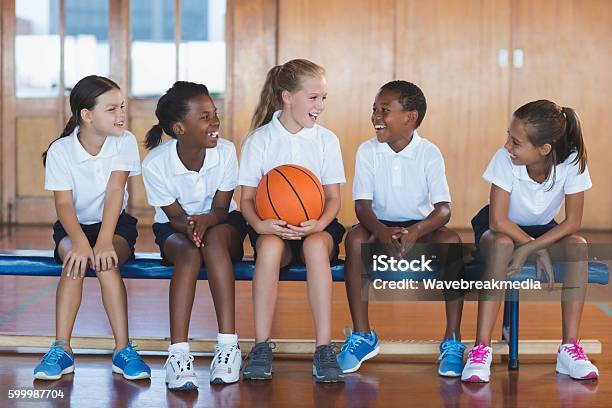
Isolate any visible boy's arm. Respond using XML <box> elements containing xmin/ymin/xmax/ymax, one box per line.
<box><xmin>406</xmin><ymin>201</ymin><xmax>452</xmax><ymax>239</ymax></box>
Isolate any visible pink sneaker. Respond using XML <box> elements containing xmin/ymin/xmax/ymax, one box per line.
<box><xmin>461</xmin><ymin>342</ymin><xmax>492</xmax><ymax>383</ymax></box>
<box><xmin>556</xmin><ymin>339</ymin><xmax>599</xmax><ymax>380</ymax></box>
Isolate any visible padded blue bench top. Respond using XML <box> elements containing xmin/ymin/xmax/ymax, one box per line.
<box><xmin>0</xmin><ymin>250</ymin><xmax>608</xmax><ymax>284</ymax></box>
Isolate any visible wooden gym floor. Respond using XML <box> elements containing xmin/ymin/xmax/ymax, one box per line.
<box><xmin>0</xmin><ymin>225</ymin><xmax>611</xmax><ymax>407</ymax></box>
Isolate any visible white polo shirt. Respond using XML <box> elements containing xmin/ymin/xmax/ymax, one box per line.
<box><xmin>483</xmin><ymin>148</ymin><xmax>592</xmax><ymax>226</ymax></box>
<box><xmin>352</xmin><ymin>131</ymin><xmax>451</xmax><ymax>222</ymax></box>
<box><xmin>44</xmin><ymin>127</ymin><xmax>141</xmax><ymax>225</ymax></box>
<box><xmin>238</xmin><ymin>110</ymin><xmax>346</xmax><ymax>187</ymax></box>
<box><xmin>142</xmin><ymin>138</ymin><xmax>238</xmax><ymax>224</ymax></box>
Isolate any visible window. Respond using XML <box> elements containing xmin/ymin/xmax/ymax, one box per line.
<box><xmin>15</xmin><ymin>0</ymin><xmax>60</xmax><ymax>97</ymax></box>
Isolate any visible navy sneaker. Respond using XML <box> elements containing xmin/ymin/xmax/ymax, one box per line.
<box><xmin>112</xmin><ymin>341</ymin><xmax>151</xmax><ymax>380</ymax></box>
<box><xmin>438</xmin><ymin>335</ymin><xmax>466</xmax><ymax>377</ymax></box>
<box><xmin>33</xmin><ymin>340</ymin><xmax>75</xmax><ymax>380</ymax></box>
<box><xmin>337</xmin><ymin>327</ymin><xmax>379</xmax><ymax>373</ymax></box>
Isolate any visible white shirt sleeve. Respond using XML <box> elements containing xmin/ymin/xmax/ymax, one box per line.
<box><xmin>142</xmin><ymin>161</ymin><xmax>176</xmax><ymax>208</ymax></box>
<box><xmin>44</xmin><ymin>143</ymin><xmax>73</xmax><ymax>191</ymax></box>
<box><xmin>483</xmin><ymin>148</ymin><xmax>514</xmax><ymax>192</ymax></box>
<box><xmin>352</xmin><ymin>143</ymin><xmax>375</xmax><ymax>200</ymax></box>
<box><xmin>425</xmin><ymin>145</ymin><xmax>451</xmax><ymax>204</ymax></box>
<box><xmin>238</xmin><ymin>136</ymin><xmax>265</xmax><ymax>187</ymax></box>
<box><xmin>564</xmin><ymin>162</ymin><xmax>592</xmax><ymax>195</ymax></box>
<box><xmin>111</xmin><ymin>132</ymin><xmax>141</xmax><ymax>176</ymax></box>
<box><xmin>320</xmin><ymin>133</ymin><xmax>346</xmax><ymax>185</ymax></box>
<box><xmin>219</xmin><ymin>143</ymin><xmax>239</xmax><ymax>191</ymax></box>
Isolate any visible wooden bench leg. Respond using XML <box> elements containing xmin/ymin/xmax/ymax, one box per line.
<box><xmin>508</xmin><ymin>288</ymin><xmax>519</xmax><ymax>370</ymax></box>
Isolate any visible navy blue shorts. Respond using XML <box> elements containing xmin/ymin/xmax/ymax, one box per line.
<box><xmin>247</xmin><ymin>218</ymin><xmax>346</xmax><ymax>266</ymax></box>
<box><xmin>152</xmin><ymin>210</ymin><xmax>248</xmax><ymax>264</ymax></box>
<box><xmin>52</xmin><ymin>211</ymin><xmax>138</xmax><ymax>264</ymax></box>
<box><xmin>471</xmin><ymin>205</ymin><xmax>557</xmax><ymax>246</ymax></box>
<box><xmin>379</xmin><ymin>219</ymin><xmax>420</xmax><ymax>228</ymax></box>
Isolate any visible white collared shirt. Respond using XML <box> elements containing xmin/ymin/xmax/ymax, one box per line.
<box><xmin>483</xmin><ymin>148</ymin><xmax>592</xmax><ymax>225</ymax></box>
<box><xmin>44</xmin><ymin>127</ymin><xmax>141</xmax><ymax>224</ymax></box>
<box><xmin>352</xmin><ymin>131</ymin><xmax>451</xmax><ymax>221</ymax></box>
<box><xmin>142</xmin><ymin>138</ymin><xmax>238</xmax><ymax>224</ymax></box>
<box><xmin>238</xmin><ymin>110</ymin><xmax>346</xmax><ymax>187</ymax></box>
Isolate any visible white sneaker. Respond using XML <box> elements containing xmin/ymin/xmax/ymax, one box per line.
<box><xmin>556</xmin><ymin>340</ymin><xmax>599</xmax><ymax>380</ymax></box>
<box><xmin>165</xmin><ymin>350</ymin><xmax>199</xmax><ymax>390</ymax></box>
<box><xmin>461</xmin><ymin>342</ymin><xmax>492</xmax><ymax>383</ymax></box>
<box><xmin>210</xmin><ymin>343</ymin><xmax>242</xmax><ymax>384</ymax></box>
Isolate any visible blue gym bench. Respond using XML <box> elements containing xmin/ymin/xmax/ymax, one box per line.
<box><xmin>0</xmin><ymin>249</ymin><xmax>608</xmax><ymax>368</ymax></box>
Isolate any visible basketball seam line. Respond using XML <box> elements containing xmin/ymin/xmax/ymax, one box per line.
<box><xmin>273</xmin><ymin>169</ymin><xmax>309</xmax><ymax>222</ymax></box>
<box><xmin>284</xmin><ymin>165</ymin><xmax>324</xmax><ymax>210</ymax></box>
<box><xmin>266</xmin><ymin>175</ymin><xmax>282</xmax><ymax>220</ymax></box>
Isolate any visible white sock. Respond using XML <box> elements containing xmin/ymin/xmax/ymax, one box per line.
<box><xmin>217</xmin><ymin>333</ymin><xmax>238</xmax><ymax>345</ymax></box>
<box><xmin>169</xmin><ymin>342</ymin><xmax>190</xmax><ymax>353</ymax></box>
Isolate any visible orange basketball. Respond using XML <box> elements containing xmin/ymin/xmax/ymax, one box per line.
<box><xmin>255</xmin><ymin>165</ymin><xmax>325</xmax><ymax>226</ymax></box>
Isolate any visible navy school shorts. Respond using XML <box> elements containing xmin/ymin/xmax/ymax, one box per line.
<box><xmin>152</xmin><ymin>210</ymin><xmax>248</xmax><ymax>265</ymax></box>
<box><xmin>471</xmin><ymin>205</ymin><xmax>557</xmax><ymax>246</ymax></box>
<box><xmin>52</xmin><ymin>211</ymin><xmax>138</xmax><ymax>264</ymax></box>
<box><xmin>247</xmin><ymin>218</ymin><xmax>346</xmax><ymax>267</ymax></box>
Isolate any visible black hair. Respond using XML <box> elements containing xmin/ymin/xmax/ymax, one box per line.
<box><xmin>145</xmin><ymin>81</ymin><xmax>211</xmax><ymax>150</ymax></box>
<box><xmin>380</xmin><ymin>80</ymin><xmax>427</xmax><ymax>128</ymax></box>
<box><xmin>42</xmin><ymin>75</ymin><xmax>120</xmax><ymax>165</ymax></box>
<box><xmin>513</xmin><ymin>100</ymin><xmax>587</xmax><ymax>189</ymax></box>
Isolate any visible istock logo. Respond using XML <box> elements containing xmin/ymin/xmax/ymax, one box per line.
<box><xmin>372</xmin><ymin>255</ymin><xmax>434</xmax><ymax>272</ymax></box>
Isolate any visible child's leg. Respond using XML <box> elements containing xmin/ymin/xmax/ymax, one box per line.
<box><xmin>163</xmin><ymin>234</ymin><xmax>204</xmax><ymax>344</ymax></box>
<box><xmin>55</xmin><ymin>237</ymin><xmax>85</xmax><ymax>352</ymax></box>
<box><xmin>427</xmin><ymin>227</ymin><xmax>464</xmax><ymax>339</ymax></box>
<box><xmin>475</xmin><ymin>230</ymin><xmax>515</xmax><ymax>345</ymax></box>
<box><xmin>558</xmin><ymin>234</ymin><xmax>588</xmax><ymax>343</ymax></box>
<box><xmin>343</xmin><ymin>225</ymin><xmax>375</xmax><ymax>333</ymax></box>
<box><xmin>253</xmin><ymin>235</ymin><xmax>292</xmax><ymax>343</ymax></box>
<box><xmin>95</xmin><ymin>235</ymin><xmax>133</xmax><ymax>352</ymax></box>
<box><xmin>200</xmin><ymin>224</ymin><xmax>243</xmax><ymax>334</ymax></box>
<box><xmin>301</xmin><ymin>232</ymin><xmax>335</xmax><ymax>346</ymax></box>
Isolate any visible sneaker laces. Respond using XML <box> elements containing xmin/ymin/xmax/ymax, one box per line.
<box><xmin>316</xmin><ymin>344</ymin><xmax>340</xmax><ymax>368</ymax></box>
<box><xmin>340</xmin><ymin>326</ymin><xmax>366</xmax><ymax>354</ymax></box>
<box><xmin>247</xmin><ymin>341</ymin><xmax>275</xmax><ymax>365</ymax></box>
<box><xmin>439</xmin><ymin>339</ymin><xmax>466</xmax><ymax>361</ymax></box>
<box><xmin>564</xmin><ymin>339</ymin><xmax>588</xmax><ymax>361</ymax></box>
<box><xmin>119</xmin><ymin>341</ymin><xmax>142</xmax><ymax>363</ymax></box>
<box><xmin>43</xmin><ymin>340</ymin><xmax>68</xmax><ymax>364</ymax></box>
<box><xmin>215</xmin><ymin>343</ymin><xmax>238</xmax><ymax>365</ymax></box>
<box><xmin>164</xmin><ymin>350</ymin><xmax>194</xmax><ymax>372</ymax></box>
<box><xmin>467</xmin><ymin>342</ymin><xmax>490</xmax><ymax>365</ymax></box>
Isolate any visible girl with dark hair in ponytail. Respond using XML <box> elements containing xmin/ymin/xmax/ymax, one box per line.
<box><xmin>142</xmin><ymin>81</ymin><xmax>247</xmax><ymax>390</ymax></box>
<box><xmin>36</xmin><ymin>75</ymin><xmax>150</xmax><ymax>381</ymax></box>
<box><xmin>463</xmin><ymin>100</ymin><xmax>598</xmax><ymax>383</ymax></box>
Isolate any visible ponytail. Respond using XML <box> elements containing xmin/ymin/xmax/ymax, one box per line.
<box><xmin>146</xmin><ymin>81</ymin><xmax>211</xmax><ymax>150</ymax></box>
<box><xmin>250</xmin><ymin>65</ymin><xmax>283</xmax><ymax>130</ymax></box>
<box><xmin>513</xmin><ymin>100</ymin><xmax>588</xmax><ymax>190</ymax></box>
<box><xmin>42</xmin><ymin>115</ymin><xmax>78</xmax><ymax>165</ymax></box>
<box><xmin>561</xmin><ymin>107</ymin><xmax>587</xmax><ymax>173</ymax></box>
<box><xmin>250</xmin><ymin>59</ymin><xmax>325</xmax><ymax>131</ymax></box>
<box><xmin>144</xmin><ymin>124</ymin><xmax>164</xmax><ymax>150</ymax></box>
<box><xmin>42</xmin><ymin>75</ymin><xmax>120</xmax><ymax>166</ymax></box>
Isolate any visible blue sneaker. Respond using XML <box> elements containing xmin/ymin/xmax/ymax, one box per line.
<box><xmin>112</xmin><ymin>341</ymin><xmax>151</xmax><ymax>380</ymax></box>
<box><xmin>438</xmin><ymin>335</ymin><xmax>466</xmax><ymax>377</ymax></box>
<box><xmin>337</xmin><ymin>327</ymin><xmax>380</xmax><ymax>373</ymax></box>
<box><xmin>33</xmin><ymin>340</ymin><xmax>75</xmax><ymax>380</ymax></box>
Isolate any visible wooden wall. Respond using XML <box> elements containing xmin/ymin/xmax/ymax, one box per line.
<box><xmin>2</xmin><ymin>0</ymin><xmax>611</xmax><ymax>230</ymax></box>
<box><xmin>227</xmin><ymin>0</ymin><xmax>612</xmax><ymax>230</ymax></box>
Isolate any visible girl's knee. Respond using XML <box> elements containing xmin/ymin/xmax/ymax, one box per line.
<box><xmin>303</xmin><ymin>232</ymin><xmax>331</xmax><ymax>253</ymax></box>
<box><xmin>256</xmin><ymin>234</ymin><xmax>285</xmax><ymax>252</ymax></box>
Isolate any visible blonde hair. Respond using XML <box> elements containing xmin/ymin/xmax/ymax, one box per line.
<box><xmin>250</xmin><ymin>59</ymin><xmax>325</xmax><ymax>131</ymax></box>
